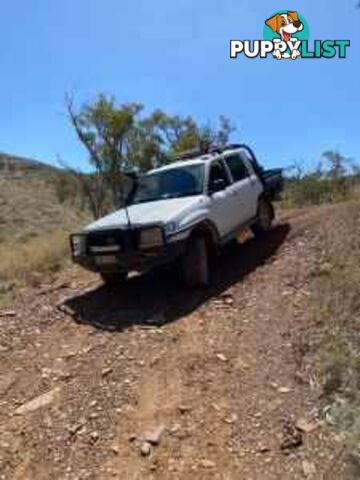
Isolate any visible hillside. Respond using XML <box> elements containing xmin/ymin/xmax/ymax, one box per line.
<box><xmin>0</xmin><ymin>176</ymin><xmax>84</xmax><ymax>243</ymax></box>
<box><xmin>0</xmin><ymin>152</ymin><xmax>57</xmax><ymax>177</ymax></box>
<box><xmin>0</xmin><ymin>152</ymin><xmax>81</xmax><ymax>241</ymax></box>
<box><xmin>0</xmin><ymin>160</ymin><xmax>89</xmax><ymax>293</ymax></box>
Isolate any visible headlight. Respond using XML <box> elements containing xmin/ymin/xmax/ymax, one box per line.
<box><xmin>70</xmin><ymin>234</ymin><xmax>86</xmax><ymax>256</ymax></box>
<box><xmin>164</xmin><ymin>221</ymin><xmax>178</xmax><ymax>236</ymax></box>
<box><xmin>139</xmin><ymin>227</ymin><xmax>164</xmax><ymax>248</ymax></box>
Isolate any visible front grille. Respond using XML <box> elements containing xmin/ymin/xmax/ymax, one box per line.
<box><xmin>86</xmin><ymin>229</ymin><xmax>136</xmax><ymax>255</ymax></box>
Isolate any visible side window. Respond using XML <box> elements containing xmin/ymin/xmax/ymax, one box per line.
<box><xmin>225</xmin><ymin>154</ymin><xmax>250</xmax><ymax>182</ymax></box>
<box><xmin>208</xmin><ymin>162</ymin><xmax>230</xmax><ymax>192</ymax></box>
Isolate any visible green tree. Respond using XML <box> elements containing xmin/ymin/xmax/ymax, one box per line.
<box><xmin>322</xmin><ymin>150</ymin><xmax>348</xmax><ymax>180</ymax></box>
<box><xmin>67</xmin><ymin>95</ymin><xmax>143</xmax><ymax>209</ymax></box>
<box><xmin>144</xmin><ymin>111</ymin><xmax>235</xmax><ymax>155</ymax></box>
<box><xmin>67</xmin><ymin>94</ymin><xmax>236</xmax><ymax>218</ymax></box>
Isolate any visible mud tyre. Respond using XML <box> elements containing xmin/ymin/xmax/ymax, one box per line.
<box><xmin>251</xmin><ymin>198</ymin><xmax>274</xmax><ymax>237</ymax></box>
<box><xmin>182</xmin><ymin>235</ymin><xmax>210</xmax><ymax>288</ymax></box>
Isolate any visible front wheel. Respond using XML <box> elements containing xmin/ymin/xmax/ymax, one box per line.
<box><xmin>251</xmin><ymin>198</ymin><xmax>274</xmax><ymax>237</ymax></box>
<box><xmin>182</xmin><ymin>236</ymin><xmax>210</xmax><ymax>288</ymax></box>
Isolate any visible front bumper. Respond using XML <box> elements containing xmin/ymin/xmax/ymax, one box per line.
<box><xmin>70</xmin><ymin>228</ymin><xmax>187</xmax><ymax>274</ymax></box>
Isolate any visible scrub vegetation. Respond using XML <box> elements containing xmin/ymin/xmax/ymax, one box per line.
<box><xmin>282</xmin><ymin>151</ymin><xmax>360</xmax><ymax>208</ymax></box>
<box><xmin>0</xmin><ymin>174</ymin><xmax>88</xmax><ymax>293</ymax></box>
<box><xmin>310</xmin><ymin>200</ymin><xmax>360</xmax><ymax>478</ymax></box>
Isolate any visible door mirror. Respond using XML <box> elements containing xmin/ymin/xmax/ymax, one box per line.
<box><xmin>209</xmin><ymin>178</ymin><xmax>226</xmax><ymax>195</ymax></box>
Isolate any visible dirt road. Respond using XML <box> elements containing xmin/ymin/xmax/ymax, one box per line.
<box><xmin>0</xmin><ymin>207</ymin><xmax>344</xmax><ymax>479</ymax></box>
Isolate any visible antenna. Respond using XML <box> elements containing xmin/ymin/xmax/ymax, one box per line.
<box><xmin>125</xmin><ymin>203</ymin><xmax>132</xmax><ymax>230</ymax></box>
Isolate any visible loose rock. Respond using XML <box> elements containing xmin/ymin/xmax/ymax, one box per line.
<box><xmin>89</xmin><ymin>431</ymin><xmax>99</xmax><ymax>443</ymax></box>
<box><xmin>144</xmin><ymin>425</ymin><xmax>165</xmax><ymax>446</ymax></box>
<box><xmin>278</xmin><ymin>387</ymin><xmax>292</xmax><ymax>394</ymax></box>
<box><xmin>111</xmin><ymin>445</ymin><xmax>119</xmax><ymax>455</ymax></box>
<box><xmin>14</xmin><ymin>387</ymin><xmax>60</xmax><ymax>415</ymax></box>
<box><xmin>296</xmin><ymin>418</ymin><xmax>321</xmax><ymax>434</ymax></box>
<box><xmin>101</xmin><ymin>367</ymin><xmax>113</xmax><ymax>377</ymax></box>
<box><xmin>224</xmin><ymin>413</ymin><xmax>238</xmax><ymax>424</ymax></box>
<box><xmin>178</xmin><ymin>405</ymin><xmax>191</xmax><ymax>414</ymax></box>
<box><xmin>200</xmin><ymin>459</ymin><xmax>216</xmax><ymax>468</ymax></box>
<box><xmin>302</xmin><ymin>460</ymin><xmax>316</xmax><ymax>477</ymax></box>
<box><xmin>140</xmin><ymin>441</ymin><xmax>151</xmax><ymax>457</ymax></box>
<box><xmin>0</xmin><ymin>310</ymin><xmax>17</xmax><ymax>318</ymax></box>
<box><xmin>281</xmin><ymin>420</ymin><xmax>303</xmax><ymax>451</ymax></box>
<box><xmin>216</xmin><ymin>353</ymin><xmax>227</xmax><ymax>362</ymax></box>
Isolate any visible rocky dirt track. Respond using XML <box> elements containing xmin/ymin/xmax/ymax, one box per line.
<box><xmin>0</xmin><ymin>206</ymin><xmax>345</xmax><ymax>479</ymax></box>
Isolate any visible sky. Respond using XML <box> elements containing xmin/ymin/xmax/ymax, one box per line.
<box><xmin>0</xmin><ymin>0</ymin><xmax>359</xmax><ymax>171</ymax></box>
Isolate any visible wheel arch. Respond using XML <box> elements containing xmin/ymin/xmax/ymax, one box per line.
<box><xmin>187</xmin><ymin>220</ymin><xmax>220</xmax><ymax>257</ymax></box>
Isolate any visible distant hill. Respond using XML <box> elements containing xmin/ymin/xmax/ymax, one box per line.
<box><xmin>0</xmin><ymin>175</ymin><xmax>88</xmax><ymax>243</ymax></box>
<box><xmin>0</xmin><ymin>152</ymin><xmax>57</xmax><ymax>177</ymax></box>
<box><xmin>0</xmin><ymin>152</ymin><xmax>87</xmax><ymax>243</ymax></box>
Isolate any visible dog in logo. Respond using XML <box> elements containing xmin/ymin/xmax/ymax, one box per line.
<box><xmin>265</xmin><ymin>11</ymin><xmax>304</xmax><ymax>60</ymax></box>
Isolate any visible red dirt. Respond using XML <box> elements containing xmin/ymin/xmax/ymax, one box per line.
<box><xmin>0</xmin><ymin>206</ymin><xmax>344</xmax><ymax>479</ymax></box>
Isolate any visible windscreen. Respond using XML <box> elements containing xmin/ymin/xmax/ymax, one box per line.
<box><xmin>129</xmin><ymin>164</ymin><xmax>205</xmax><ymax>205</ymax></box>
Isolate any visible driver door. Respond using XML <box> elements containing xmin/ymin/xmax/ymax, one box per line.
<box><xmin>207</xmin><ymin>160</ymin><xmax>237</xmax><ymax>237</ymax></box>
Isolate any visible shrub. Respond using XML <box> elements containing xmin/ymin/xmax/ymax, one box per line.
<box><xmin>282</xmin><ymin>175</ymin><xmax>358</xmax><ymax>208</ymax></box>
<box><xmin>282</xmin><ymin>151</ymin><xmax>360</xmax><ymax>208</ymax></box>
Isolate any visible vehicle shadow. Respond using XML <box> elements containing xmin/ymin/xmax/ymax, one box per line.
<box><xmin>65</xmin><ymin>223</ymin><xmax>290</xmax><ymax>332</ymax></box>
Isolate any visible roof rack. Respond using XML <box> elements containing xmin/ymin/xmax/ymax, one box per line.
<box><xmin>172</xmin><ymin>148</ymin><xmax>204</xmax><ymax>161</ymax></box>
<box><xmin>221</xmin><ymin>143</ymin><xmax>243</xmax><ymax>151</ymax></box>
<box><xmin>172</xmin><ymin>144</ymin><xmax>255</xmax><ymax>161</ymax></box>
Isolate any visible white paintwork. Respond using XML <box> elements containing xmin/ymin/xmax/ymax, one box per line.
<box><xmin>205</xmin><ymin>160</ymin><xmax>238</xmax><ymax>235</ymax></box>
<box><xmin>237</xmin><ymin>151</ymin><xmax>264</xmax><ymax>219</ymax></box>
<box><xmin>150</xmin><ymin>157</ymin><xmax>210</xmax><ymax>173</ymax></box>
<box><xmin>82</xmin><ymin>148</ymin><xmax>265</xmax><ymax>243</ymax></box>
<box><xmin>85</xmin><ymin>196</ymin><xmax>205</xmax><ymax>232</ymax></box>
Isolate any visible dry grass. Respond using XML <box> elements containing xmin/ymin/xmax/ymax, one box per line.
<box><xmin>0</xmin><ymin>176</ymin><xmax>87</xmax><ymax>243</ymax></box>
<box><xmin>311</xmin><ymin>200</ymin><xmax>360</xmax><ymax>477</ymax></box>
<box><xmin>0</xmin><ymin>283</ymin><xmax>15</xmax><ymax>309</ymax></box>
<box><xmin>0</xmin><ymin>230</ymin><xmax>70</xmax><ymax>284</ymax></box>
<box><xmin>0</xmin><ymin>175</ymin><xmax>89</xmax><ymax>297</ymax></box>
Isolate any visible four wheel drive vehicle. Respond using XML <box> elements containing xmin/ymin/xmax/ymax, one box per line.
<box><xmin>70</xmin><ymin>144</ymin><xmax>283</xmax><ymax>287</ymax></box>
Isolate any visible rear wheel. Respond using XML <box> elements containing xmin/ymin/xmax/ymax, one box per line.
<box><xmin>100</xmin><ymin>272</ymin><xmax>128</xmax><ymax>285</ymax></box>
<box><xmin>251</xmin><ymin>198</ymin><xmax>274</xmax><ymax>237</ymax></box>
<box><xmin>182</xmin><ymin>235</ymin><xmax>210</xmax><ymax>288</ymax></box>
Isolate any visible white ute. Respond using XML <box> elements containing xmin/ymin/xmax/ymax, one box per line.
<box><xmin>70</xmin><ymin>144</ymin><xmax>283</xmax><ymax>287</ymax></box>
